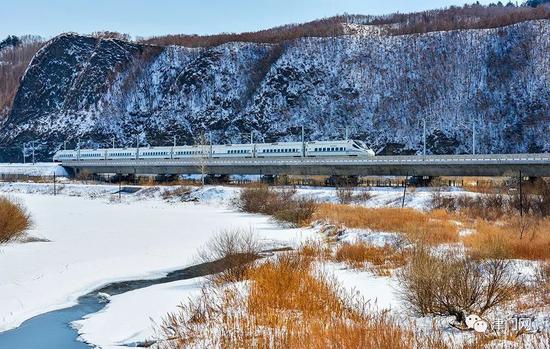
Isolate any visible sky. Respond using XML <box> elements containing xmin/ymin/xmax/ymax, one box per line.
<box><xmin>1</xmin><ymin>0</ymin><xmax>495</xmax><ymax>39</ymax></box>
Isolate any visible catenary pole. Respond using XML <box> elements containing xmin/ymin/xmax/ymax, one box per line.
<box><xmin>423</xmin><ymin>118</ymin><xmax>426</xmax><ymax>156</ymax></box>
<box><xmin>301</xmin><ymin>126</ymin><xmax>305</xmax><ymax>157</ymax></box>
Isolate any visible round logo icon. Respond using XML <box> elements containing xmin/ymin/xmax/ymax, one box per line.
<box><xmin>473</xmin><ymin>320</ymin><xmax>489</xmax><ymax>333</ymax></box>
<box><xmin>465</xmin><ymin>314</ymin><xmax>482</xmax><ymax>329</ymax></box>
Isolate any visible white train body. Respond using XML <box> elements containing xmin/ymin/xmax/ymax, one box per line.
<box><xmin>53</xmin><ymin>139</ymin><xmax>374</xmax><ymax>162</ymax></box>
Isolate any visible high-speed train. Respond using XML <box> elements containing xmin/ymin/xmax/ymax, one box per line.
<box><xmin>53</xmin><ymin>139</ymin><xmax>375</xmax><ymax>162</ymax></box>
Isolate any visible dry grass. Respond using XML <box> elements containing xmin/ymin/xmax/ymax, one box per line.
<box><xmin>314</xmin><ymin>204</ymin><xmax>459</xmax><ymax>245</ymax></box>
<box><xmin>156</xmin><ymin>236</ymin><xmax>541</xmax><ymax>349</ymax></box>
<box><xmin>463</xmin><ymin>218</ymin><xmax>550</xmax><ymax>260</ymax></box>
<box><xmin>296</xmin><ymin>240</ymin><xmax>332</xmax><ymax>260</ymax></box>
<box><xmin>161</xmin><ymin>186</ymin><xmax>194</xmax><ymax>201</ymax></box>
<box><xmin>0</xmin><ymin>196</ymin><xmax>32</xmax><ymax>243</ymax></box>
<box><xmin>334</xmin><ymin>242</ymin><xmax>408</xmax><ymax>275</ymax></box>
<box><xmin>158</xmin><ymin>251</ymin><xmax>465</xmax><ymax>349</ymax></box>
<box><xmin>515</xmin><ymin>261</ymin><xmax>550</xmax><ymax>312</ymax></box>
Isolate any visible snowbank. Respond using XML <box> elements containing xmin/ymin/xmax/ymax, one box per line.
<box><xmin>0</xmin><ymin>163</ymin><xmax>68</xmax><ymax>177</ymax></box>
<box><xmin>0</xmin><ymin>191</ymin><xmax>315</xmax><ymax>333</ymax></box>
<box><xmin>73</xmin><ymin>277</ymin><xmax>205</xmax><ymax>349</ymax></box>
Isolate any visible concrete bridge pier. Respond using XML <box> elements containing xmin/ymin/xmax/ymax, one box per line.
<box><xmin>261</xmin><ymin>174</ymin><xmax>277</xmax><ymax>185</ymax></box>
<box><xmin>110</xmin><ymin>173</ymin><xmax>136</xmax><ymax>184</ymax></box>
<box><xmin>325</xmin><ymin>175</ymin><xmax>359</xmax><ymax>187</ymax></box>
<box><xmin>408</xmin><ymin>176</ymin><xmax>434</xmax><ymax>187</ymax></box>
<box><xmin>155</xmin><ymin>174</ymin><xmax>178</xmax><ymax>183</ymax></box>
<box><xmin>205</xmin><ymin>174</ymin><xmax>230</xmax><ymax>184</ymax></box>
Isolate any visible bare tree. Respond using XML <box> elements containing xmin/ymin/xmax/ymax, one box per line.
<box><xmin>196</xmin><ymin>229</ymin><xmax>262</xmax><ymax>283</ymax></box>
<box><xmin>397</xmin><ymin>247</ymin><xmax>517</xmax><ymax>328</ymax></box>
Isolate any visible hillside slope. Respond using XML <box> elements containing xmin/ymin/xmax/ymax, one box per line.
<box><xmin>0</xmin><ymin>20</ymin><xmax>548</xmax><ymax>161</ymax></box>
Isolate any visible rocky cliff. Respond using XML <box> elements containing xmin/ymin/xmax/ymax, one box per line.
<box><xmin>1</xmin><ymin>20</ymin><xmax>548</xmax><ymax>161</ymax></box>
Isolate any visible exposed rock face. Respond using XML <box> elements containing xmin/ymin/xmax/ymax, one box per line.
<box><xmin>0</xmin><ymin>20</ymin><xmax>548</xmax><ymax>161</ymax></box>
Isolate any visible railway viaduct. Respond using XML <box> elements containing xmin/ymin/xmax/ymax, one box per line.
<box><xmin>60</xmin><ymin>153</ymin><xmax>550</xmax><ymax>178</ymax></box>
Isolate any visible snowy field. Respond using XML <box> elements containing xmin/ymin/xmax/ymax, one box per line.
<box><xmin>0</xmin><ymin>181</ymin><xmax>469</xmax><ymax>210</ymax></box>
<box><xmin>0</xmin><ymin>184</ymin><xmax>316</xmax><ymax>334</ymax></box>
<box><xmin>0</xmin><ymin>182</ymin><xmax>477</xmax><ymax>348</ymax></box>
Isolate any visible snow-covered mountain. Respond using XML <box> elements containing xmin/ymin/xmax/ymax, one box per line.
<box><xmin>0</xmin><ymin>20</ymin><xmax>548</xmax><ymax>161</ymax></box>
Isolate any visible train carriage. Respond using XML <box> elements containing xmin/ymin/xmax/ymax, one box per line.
<box><xmin>106</xmin><ymin>148</ymin><xmax>137</xmax><ymax>160</ymax></box>
<box><xmin>139</xmin><ymin>146</ymin><xmax>172</xmax><ymax>160</ymax></box>
<box><xmin>255</xmin><ymin>142</ymin><xmax>303</xmax><ymax>158</ymax></box>
<box><xmin>53</xmin><ymin>139</ymin><xmax>375</xmax><ymax>162</ymax></box>
<box><xmin>212</xmin><ymin>144</ymin><xmax>254</xmax><ymax>158</ymax></box>
<box><xmin>172</xmin><ymin>145</ymin><xmax>204</xmax><ymax>159</ymax></box>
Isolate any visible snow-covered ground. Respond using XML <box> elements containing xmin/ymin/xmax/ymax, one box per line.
<box><xmin>0</xmin><ymin>181</ymin><xmax>468</xmax><ymax>210</ymax></box>
<box><xmin>73</xmin><ymin>263</ymin><xmax>402</xmax><ymax>349</ymax></box>
<box><xmin>0</xmin><ymin>182</ymin><xmax>505</xmax><ymax>348</ymax></box>
<box><xmin>73</xmin><ymin>277</ymin><xmax>205</xmax><ymax>349</ymax></box>
<box><xmin>0</xmin><ymin>163</ymin><xmax>68</xmax><ymax>176</ymax></box>
<box><xmin>0</xmin><ymin>185</ymin><xmax>317</xmax><ymax>334</ymax></box>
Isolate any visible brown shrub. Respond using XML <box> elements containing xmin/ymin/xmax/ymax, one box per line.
<box><xmin>336</xmin><ymin>187</ymin><xmax>372</xmax><ymax>204</ymax></box>
<box><xmin>161</xmin><ymin>186</ymin><xmax>193</xmax><ymax>201</ymax></box>
<box><xmin>431</xmin><ymin>193</ymin><xmax>508</xmax><ymax>220</ymax></box>
<box><xmin>0</xmin><ymin>196</ymin><xmax>32</xmax><ymax>243</ymax></box>
<box><xmin>197</xmin><ymin>229</ymin><xmax>261</xmax><ymax>284</ymax></box>
<box><xmin>235</xmin><ymin>186</ymin><xmax>316</xmax><ymax>227</ymax></box>
<box><xmin>397</xmin><ymin>248</ymin><xmax>517</xmax><ymax>326</ymax></box>
<box><xmin>314</xmin><ymin>204</ymin><xmax>459</xmax><ymax>244</ymax></box>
